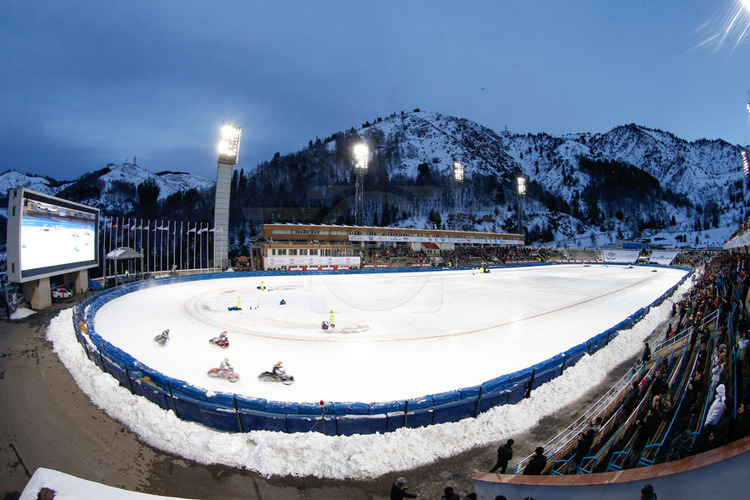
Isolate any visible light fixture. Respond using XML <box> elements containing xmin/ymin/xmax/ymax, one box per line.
<box><xmin>218</xmin><ymin>123</ymin><xmax>242</xmax><ymax>165</ymax></box>
<box><xmin>517</xmin><ymin>176</ymin><xmax>526</xmax><ymax>196</ymax></box>
<box><xmin>453</xmin><ymin>161</ymin><xmax>465</xmax><ymax>183</ymax></box>
<box><xmin>354</xmin><ymin>143</ymin><xmax>369</xmax><ymax>172</ymax></box>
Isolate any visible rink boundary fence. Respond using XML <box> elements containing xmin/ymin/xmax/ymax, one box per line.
<box><xmin>72</xmin><ymin>263</ymin><xmax>692</xmax><ymax>435</ymax></box>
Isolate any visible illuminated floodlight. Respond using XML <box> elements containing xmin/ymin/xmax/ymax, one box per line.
<box><xmin>354</xmin><ymin>143</ymin><xmax>369</xmax><ymax>172</ymax></box>
<box><xmin>217</xmin><ymin>122</ymin><xmax>242</xmax><ymax>165</ymax></box>
<box><xmin>453</xmin><ymin>161</ymin><xmax>465</xmax><ymax>183</ymax></box>
<box><xmin>517</xmin><ymin>176</ymin><xmax>526</xmax><ymax>196</ymax></box>
<box><xmin>743</xmin><ymin>150</ymin><xmax>750</xmax><ymax>178</ymax></box>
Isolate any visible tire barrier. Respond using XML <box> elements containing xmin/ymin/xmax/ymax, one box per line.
<box><xmin>73</xmin><ymin>264</ymin><xmax>692</xmax><ymax>435</ymax></box>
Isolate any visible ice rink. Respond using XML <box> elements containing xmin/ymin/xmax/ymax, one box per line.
<box><xmin>92</xmin><ymin>264</ymin><xmax>689</xmax><ymax>404</ymax></box>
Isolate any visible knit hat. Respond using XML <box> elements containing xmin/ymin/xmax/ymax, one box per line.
<box><xmin>396</xmin><ymin>477</ymin><xmax>406</xmax><ymax>487</ymax></box>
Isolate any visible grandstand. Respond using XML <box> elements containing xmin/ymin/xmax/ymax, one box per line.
<box><xmin>474</xmin><ymin>250</ymin><xmax>750</xmax><ymax>499</ymax></box>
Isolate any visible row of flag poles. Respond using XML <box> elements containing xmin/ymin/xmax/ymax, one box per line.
<box><xmin>100</xmin><ymin>216</ymin><xmax>215</xmax><ymax>279</ymax></box>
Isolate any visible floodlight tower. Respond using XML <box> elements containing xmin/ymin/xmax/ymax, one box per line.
<box><xmin>214</xmin><ymin>122</ymin><xmax>241</xmax><ymax>270</ymax></box>
<box><xmin>452</xmin><ymin>161</ymin><xmax>465</xmax><ymax>228</ymax></box>
<box><xmin>353</xmin><ymin>143</ymin><xmax>369</xmax><ymax>226</ymax></box>
<box><xmin>517</xmin><ymin>176</ymin><xmax>526</xmax><ymax>236</ymax></box>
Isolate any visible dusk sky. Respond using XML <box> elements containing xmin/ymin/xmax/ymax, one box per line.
<box><xmin>2</xmin><ymin>1</ymin><xmax>750</xmax><ymax>182</ymax></box>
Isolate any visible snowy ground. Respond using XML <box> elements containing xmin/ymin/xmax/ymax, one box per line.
<box><xmin>93</xmin><ymin>265</ymin><xmax>688</xmax><ymax>403</ymax></box>
<box><xmin>44</xmin><ymin>264</ymin><xmax>692</xmax><ymax>479</ymax></box>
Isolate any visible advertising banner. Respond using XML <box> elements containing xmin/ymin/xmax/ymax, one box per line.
<box><xmin>266</xmin><ymin>256</ymin><xmax>361</xmax><ymax>268</ymax></box>
<box><xmin>601</xmin><ymin>249</ymin><xmax>639</xmax><ymax>263</ymax></box>
<box><xmin>348</xmin><ymin>235</ymin><xmax>522</xmax><ymax>245</ymax></box>
<box><xmin>648</xmin><ymin>250</ymin><xmax>680</xmax><ymax>266</ymax></box>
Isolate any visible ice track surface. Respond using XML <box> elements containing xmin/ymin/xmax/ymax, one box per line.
<box><xmin>93</xmin><ymin>264</ymin><xmax>688</xmax><ymax>403</ymax></box>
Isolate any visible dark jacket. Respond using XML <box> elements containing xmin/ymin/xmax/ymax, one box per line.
<box><xmin>633</xmin><ymin>413</ymin><xmax>660</xmax><ymax>452</ymax></box>
<box><xmin>522</xmin><ymin>453</ymin><xmax>548</xmax><ymax>475</ymax></box>
<box><xmin>488</xmin><ymin>443</ymin><xmax>514</xmax><ymax>473</ymax></box>
<box><xmin>497</xmin><ymin>443</ymin><xmax>513</xmax><ymax>463</ymax></box>
<box><xmin>651</xmin><ymin>375</ymin><xmax>669</xmax><ymax>397</ymax></box>
<box><xmin>573</xmin><ymin>430</ymin><xmax>595</xmax><ymax>465</ymax></box>
<box><xmin>391</xmin><ymin>483</ymin><xmax>417</xmax><ymax>500</ymax></box>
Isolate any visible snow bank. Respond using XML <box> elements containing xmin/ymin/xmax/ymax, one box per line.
<box><xmin>45</xmin><ymin>275</ymin><xmax>690</xmax><ymax>479</ymax></box>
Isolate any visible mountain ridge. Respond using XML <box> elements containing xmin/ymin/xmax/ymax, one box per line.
<box><xmin>1</xmin><ymin>110</ymin><xmax>746</xmax><ymax>249</ymax></box>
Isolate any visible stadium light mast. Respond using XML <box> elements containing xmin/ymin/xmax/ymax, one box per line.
<box><xmin>214</xmin><ymin>122</ymin><xmax>241</xmax><ymax>271</ymax></box>
<box><xmin>452</xmin><ymin>161</ymin><xmax>465</xmax><ymax>229</ymax></box>
<box><xmin>517</xmin><ymin>175</ymin><xmax>526</xmax><ymax>236</ymax></box>
<box><xmin>353</xmin><ymin>143</ymin><xmax>369</xmax><ymax>226</ymax></box>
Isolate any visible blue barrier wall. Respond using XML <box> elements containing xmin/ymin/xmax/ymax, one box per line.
<box><xmin>73</xmin><ymin>263</ymin><xmax>692</xmax><ymax>436</ymax></box>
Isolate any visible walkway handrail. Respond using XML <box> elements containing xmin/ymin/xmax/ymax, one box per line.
<box><xmin>515</xmin><ymin>364</ymin><xmax>644</xmax><ymax>474</ymax></box>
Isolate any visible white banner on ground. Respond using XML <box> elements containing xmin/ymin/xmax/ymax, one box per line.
<box><xmin>265</xmin><ymin>256</ymin><xmax>361</xmax><ymax>268</ymax></box>
<box><xmin>601</xmin><ymin>249</ymin><xmax>639</xmax><ymax>263</ymax></box>
<box><xmin>648</xmin><ymin>250</ymin><xmax>680</xmax><ymax>266</ymax></box>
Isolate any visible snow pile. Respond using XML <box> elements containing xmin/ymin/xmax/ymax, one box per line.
<box><xmin>45</xmin><ymin>275</ymin><xmax>690</xmax><ymax>479</ymax></box>
<box><xmin>11</xmin><ymin>307</ymin><xmax>36</xmax><ymax>320</ymax></box>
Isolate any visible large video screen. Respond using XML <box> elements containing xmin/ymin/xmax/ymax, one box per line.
<box><xmin>6</xmin><ymin>188</ymin><xmax>100</xmax><ymax>283</ymax></box>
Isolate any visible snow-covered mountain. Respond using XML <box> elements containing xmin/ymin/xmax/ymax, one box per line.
<box><xmin>237</xmin><ymin>110</ymin><xmax>747</xmax><ymax>248</ymax></box>
<box><xmin>0</xmin><ymin>161</ymin><xmax>214</xmax><ymax>215</ymax></box>
<box><xmin>0</xmin><ymin>170</ymin><xmax>66</xmax><ymax>196</ymax></box>
<box><xmin>1</xmin><ymin>110</ymin><xmax>747</xmax><ymax>249</ymax></box>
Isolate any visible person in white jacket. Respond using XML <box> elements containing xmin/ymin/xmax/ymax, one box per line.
<box><xmin>705</xmin><ymin>384</ymin><xmax>726</xmax><ymax>429</ymax></box>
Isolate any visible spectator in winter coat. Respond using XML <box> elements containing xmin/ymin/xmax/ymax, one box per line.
<box><xmin>441</xmin><ymin>487</ymin><xmax>460</xmax><ymax>500</ymax></box>
<box><xmin>589</xmin><ymin>417</ymin><xmax>603</xmax><ymax>434</ymax></box>
<box><xmin>650</xmin><ymin>369</ymin><xmax>669</xmax><ymax>397</ymax></box>
<box><xmin>683</xmin><ymin>380</ymin><xmax>700</xmax><ymax>416</ymax></box>
<box><xmin>620</xmin><ymin>384</ymin><xmax>639</xmax><ymax>421</ymax></box>
<box><xmin>632</xmin><ymin>409</ymin><xmax>660</xmax><ymax>460</ymax></box>
<box><xmin>640</xmin><ymin>484</ymin><xmax>657</xmax><ymax>500</ymax></box>
<box><xmin>642</xmin><ymin>342</ymin><xmax>651</xmax><ymax>364</ymax></box>
<box><xmin>709</xmin><ymin>353</ymin><xmax>726</xmax><ymax>397</ymax></box>
<box><xmin>729</xmin><ymin>402</ymin><xmax>750</xmax><ymax>442</ymax></box>
<box><xmin>665</xmin><ymin>416</ymin><xmax>694</xmax><ymax>462</ymax></box>
<box><xmin>488</xmin><ymin>439</ymin><xmax>514</xmax><ymax>473</ymax></box>
<box><xmin>522</xmin><ymin>447</ymin><xmax>548</xmax><ymax>475</ymax></box>
<box><xmin>391</xmin><ymin>477</ymin><xmax>420</xmax><ymax>499</ymax></box>
<box><xmin>572</xmin><ymin>429</ymin><xmax>595</xmax><ymax>471</ymax></box>
<box><xmin>707</xmin><ymin>382</ymin><xmax>727</xmax><ymax>429</ymax></box>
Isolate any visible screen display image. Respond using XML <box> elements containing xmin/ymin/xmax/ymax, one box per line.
<box><xmin>20</xmin><ymin>199</ymin><xmax>97</xmax><ymax>271</ymax></box>
<box><xmin>7</xmin><ymin>188</ymin><xmax>100</xmax><ymax>282</ymax></box>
